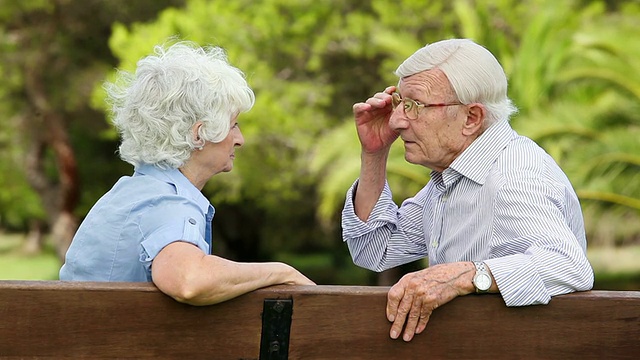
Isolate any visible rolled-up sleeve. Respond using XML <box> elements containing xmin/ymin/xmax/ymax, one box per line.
<box><xmin>341</xmin><ymin>179</ymin><xmax>429</xmax><ymax>272</ymax></box>
<box><xmin>138</xmin><ymin>196</ymin><xmax>210</xmax><ymax>276</ymax></box>
<box><xmin>486</xmin><ymin>176</ymin><xmax>594</xmax><ymax>306</ymax></box>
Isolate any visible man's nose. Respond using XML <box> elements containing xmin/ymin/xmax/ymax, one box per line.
<box><xmin>389</xmin><ymin>107</ymin><xmax>409</xmax><ymax>131</ymax></box>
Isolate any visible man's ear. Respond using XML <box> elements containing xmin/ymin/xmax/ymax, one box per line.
<box><xmin>462</xmin><ymin>103</ymin><xmax>486</xmax><ymax>136</ymax></box>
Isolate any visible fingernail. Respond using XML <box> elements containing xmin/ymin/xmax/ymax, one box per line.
<box><xmin>388</xmin><ymin>315</ymin><xmax>395</xmax><ymax>322</ymax></box>
<box><xmin>390</xmin><ymin>330</ymin><xmax>398</xmax><ymax>339</ymax></box>
<box><xmin>403</xmin><ymin>333</ymin><xmax>412</xmax><ymax>342</ymax></box>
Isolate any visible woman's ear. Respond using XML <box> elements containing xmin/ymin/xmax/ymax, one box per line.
<box><xmin>462</xmin><ymin>103</ymin><xmax>486</xmax><ymax>137</ymax></box>
<box><xmin>192</xmin><ymin>122</ymin><xmax>205</xmax><ymax>149</ymax></box>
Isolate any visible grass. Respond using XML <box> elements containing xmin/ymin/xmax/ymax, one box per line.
<box><xmin>0</xmin><ymin>234</ymin><xmax>60</xmax><ymax>280</ymax></box>
<box><xmin>0</xmin><ymin>233</ymin><xmax>639</xmax><ymax>290</ymax></box>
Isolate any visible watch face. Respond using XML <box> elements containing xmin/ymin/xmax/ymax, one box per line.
<box><xmin>475</xmin><ymin>273</ymin><xmax>491</xmax><ymax>291</ymax></box>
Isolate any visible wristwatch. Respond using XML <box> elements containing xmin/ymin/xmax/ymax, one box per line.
<box><xmin>472</xmin><ymin>261</ymin><xmax>492</xmax><ymax>293</ymax></box>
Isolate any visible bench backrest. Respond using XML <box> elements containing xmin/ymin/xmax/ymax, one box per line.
<box><xmin>0</xmin><ymin>281</ymin><xmax>638</xmax><ymax>359</ymax></box>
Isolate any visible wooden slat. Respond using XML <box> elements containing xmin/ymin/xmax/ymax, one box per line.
<box><xmin>282</xmin><ymin>287</ymin><xmax>640</xmax><ymax>359</ymax></box>
<box><xmin>0</xmin><ymin>281</ymin><xmax>263</xmax><ymax>359</ymax></box>
<box><xmin>0</xmin><ymin>281</ymin><xmax>638</xmax><ymax>359</ymax></box>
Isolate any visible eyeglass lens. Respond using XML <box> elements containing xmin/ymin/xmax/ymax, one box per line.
<box><xmin>392</xmin><ymin>92</ymin><xmax>418</xmax><ymax>119</ymax></box>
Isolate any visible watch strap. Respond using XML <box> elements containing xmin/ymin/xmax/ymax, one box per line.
<box><xmin>473</xmin><ymin>261</ymin><xmax>491</xmax><ymax>293</ymax></box>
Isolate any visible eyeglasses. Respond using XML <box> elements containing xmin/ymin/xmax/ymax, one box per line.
<box><xmin>391</xmin><ymin>92</ymin><xmax>463</xmax><ymax>120</ymax></box>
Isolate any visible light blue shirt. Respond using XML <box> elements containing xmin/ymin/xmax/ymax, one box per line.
<box><xmin>60</xmin><ymin>164</ymin><xmax>214</xmax><ymax>282</ymax></box>
<box><xmin>342</xmin><ymin>120</ymin><xmax>594</xmax><ymax>307</ymax></box>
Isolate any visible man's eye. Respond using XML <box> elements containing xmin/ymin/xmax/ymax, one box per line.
<box><xmin>403</xmin><ymin>101</ymin><xmax>412</xmax><ymax>111</ymax></box>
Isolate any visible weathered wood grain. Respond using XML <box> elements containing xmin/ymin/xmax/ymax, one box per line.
<box><xmin>0</xmin><ymin>281</ymin><xmax>638</xmax><ymax>359</ymax></box>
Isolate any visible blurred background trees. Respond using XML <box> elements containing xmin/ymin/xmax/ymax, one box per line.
<box><xmin>0</xmin><ymin>0</ymin><xmax>638</xmax><ymax>286</ymax></box>
<box><xmin>0</xmin><ymin>0</ymin><xmax>186</xmax><ymax>260</ymax></box>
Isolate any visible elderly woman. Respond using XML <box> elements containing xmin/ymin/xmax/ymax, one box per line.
<box><xmin>60</xmin><ymin>41</ymin><xmax>314</xmax><ymax>305</ymax></box>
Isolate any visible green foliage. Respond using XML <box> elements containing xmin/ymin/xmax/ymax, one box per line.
<box><xmin>315</xmin><ymin>0</ymin><xmax>640</xmax><ymax>247</ymax></box>
<box><xmin>99</xmin><ymin>0</ymin><xmax>640</xmax><ymax>255</ymax></box>
<box><xmin>506</xmin><ymin>1</ymin><xmax>640</xmax><ymax>245</ymax></box>
<box><xmin>0</xmin><ymin>0</ymin><xmax>187</xmax><ymax>231</ymax></box>
<box><xmin>0</xmin><ymin>1</ymin><xmax>48</xmax><ymax>229</ymax></box>
<box><xmin>1</xmin><ymin>0</ymin><xmax>638</xmax><ymax>283</ymax></box>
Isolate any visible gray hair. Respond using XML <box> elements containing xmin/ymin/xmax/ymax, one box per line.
<box><xmin>105</xmin><ymin>41</ymin><xmax>255</xmax><ymax>169</ymax></box>
<box><xmin>395</xmin><ymin>39</ymin><xmax>517</xmax><ymax>125</ymax></box>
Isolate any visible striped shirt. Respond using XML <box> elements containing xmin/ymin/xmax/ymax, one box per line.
<box><xmin>341</xmin><ymin>120</ymin><xmax>594</xmax><ymax>306</ymax></box>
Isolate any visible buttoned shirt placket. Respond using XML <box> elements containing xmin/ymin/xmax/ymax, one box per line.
<box><xmin>427</xmin><ymin>169</ymin><xmax>463</xmax><ymax>265</ymax></box>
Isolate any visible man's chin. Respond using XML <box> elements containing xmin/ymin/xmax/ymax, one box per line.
<box><xmin>404</xmin><ymin>153</ymin><xmax>419</xmax><ymax>165</ymax></box>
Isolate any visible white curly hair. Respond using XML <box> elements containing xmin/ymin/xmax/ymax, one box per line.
<box><xmin>104</xmin><ymin>40</ymin><xmax>255</xmax><ymax>169</ymax></box>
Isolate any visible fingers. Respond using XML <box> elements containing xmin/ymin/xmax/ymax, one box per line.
<box><xmin>293</xmin><ymin>270</ymin><xmax>316</xmax><ymax>285</ymax></box>
<box><xmin>383</xmin><ymin>85</ymin><xmax>396</xmax><ymax>94</ymax></box>
<box><xmin>368</xmin><ymin>90</ymin><xmax>393</xmax><ymax>107</ymax></box>
<box><xmin>398</xmin><ymin>296</ymin><xmax>422</xmax><ymax>342</ymax></box>
<box><xmin>299</xmin><ymin>276</ymin><xmax>316</xmax><ymax>285</ymax></box>
<box><xmin>352</xmin><ymin>102</ymin><xmax>372</xmax><ymax>116</ymax></box>
<box><xmin>352</xmin><ymin>98</ymin><xmax>391</xmax><ymax>122</ymax></box>
<box><xmin>385</xmin><ymin>264</ymin><xmax>472</xmax><ymax>341</ymax></box>
<box><xmin>415</xmin><ymin>304</ymin><xmax>433</xmax><ymax>335</ymax></box>
<box><xmin>388</xmin><ymin>286</ymin><xmax>412</xmax><ymax>340</ymax></box>
<box><xmin>353</xmin><ymin>86</ymin><xmax>397</xmax><ymax>114</ymax></box>
<box><xmin>394</xmin><ymin>297</ymin><xmax>436</xmax><ymax>342</ymax></box>
<box><xmin>386</xmin><ymin>283</ymin><xmax>404</xmax><ymax>322</ymax></box>
<box><xmin>386</xmin><ymin>271</ymin><xmax>446</xmax><ymax>342</ymax></box>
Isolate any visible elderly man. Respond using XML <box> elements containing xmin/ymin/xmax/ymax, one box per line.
<box><xmin>341</xmin><ymin>39</ymin><xmax>593</xmax><ymax>342</ymax></box>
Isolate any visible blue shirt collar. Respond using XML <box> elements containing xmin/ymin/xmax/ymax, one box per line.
<box><xmin>133</xmin><ymin>164</ymin><xmax>212</xmax><ymax>215</ymax></box>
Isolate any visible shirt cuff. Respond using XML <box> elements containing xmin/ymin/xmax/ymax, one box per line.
<box><xmin>140</xmin><ymin>217</ymin><xmax>210</xmax><ymax>273</ymax></box>
<box><xmin>341</xmin><ymin>179</ymin><xmax>398</xmax><ymax>240</ymax></box>
<box><xmin>485</xmin><ymin>255</ymin><xmax>551</xmax><ymax>307</ymax></box>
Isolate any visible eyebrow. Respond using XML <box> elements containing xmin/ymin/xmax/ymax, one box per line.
<box><xmin>398</xmin><ymin>92</ymin><xmax>427</xmax><ymax>104</ymax></box>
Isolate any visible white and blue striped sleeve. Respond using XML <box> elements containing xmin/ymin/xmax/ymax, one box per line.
<box><xmin>485</xmin><ymin>174</ymin><xmax>594</xmax><ymax>307</ymax></box>
<box><xmin>341</xmin><ymin>179</ymin><xmax>429</xmax><ymax>272</ymax></box>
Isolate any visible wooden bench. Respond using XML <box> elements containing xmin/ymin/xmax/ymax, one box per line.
<box><xmin>0</xmin><ymin>281</ymin><xmax>638</xmax><ymax>359</ymax></box>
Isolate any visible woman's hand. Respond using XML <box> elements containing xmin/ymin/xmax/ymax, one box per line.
<box><xmin>278</xmin><ymin>263</ymin><xmax>316</xmax><ymax>285</ymax></box>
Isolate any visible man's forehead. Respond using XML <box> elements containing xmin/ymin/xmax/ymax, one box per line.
<box><xmin>398</xmin><ymin>70</ymin><xmax>450</xmax><ymax>98</ymax></box>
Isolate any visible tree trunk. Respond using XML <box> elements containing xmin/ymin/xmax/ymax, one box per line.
<box><xmin>23</xmin><ymin>85</ymin><xmax>80</xmax><ymax>262</ymax></box>
<box><xmin>20</xmin><ymin>1</ymin><xmax>80</xmax><ymax>261</ymax></box>
<box><xmin>22</xmin><ymin>219</ymin><xmax>45</xmax><ymax>255</ymax></box>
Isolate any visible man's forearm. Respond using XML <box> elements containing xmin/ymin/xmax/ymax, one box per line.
<box><xmin>354</xmin><ymin>151</ymin><xmax>389</xmax><ymax>221</ymax></box>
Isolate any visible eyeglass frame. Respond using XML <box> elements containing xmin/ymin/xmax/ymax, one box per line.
<box><xmin>391</xmin><ymin>92</ymin><xmax>463</xmax><ymax>120</ymax></box>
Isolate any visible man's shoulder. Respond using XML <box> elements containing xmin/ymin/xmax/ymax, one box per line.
<box><xmin>493</xmin><ymin>136</ymin><xmax>573</xmax><ymax>194</ymax></box>
<box><xmin>496</xmin><ymin>136</ymin><xmax>550</xmax><ymax>175</ymax></box>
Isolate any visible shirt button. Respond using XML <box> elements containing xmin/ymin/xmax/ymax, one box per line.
<box><xmin>188</xmin><ymin>218</ymin><xmax>196</xmax><ymax>225</ymax></box>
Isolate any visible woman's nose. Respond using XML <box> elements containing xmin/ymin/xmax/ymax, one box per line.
<box><xmin>235</xmin><ymin>129</ymin><xmax>245</xmax><ymax>147</ymax></box>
